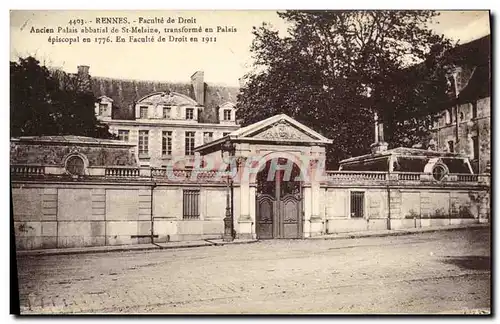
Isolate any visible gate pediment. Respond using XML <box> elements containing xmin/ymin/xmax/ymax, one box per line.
<box><xmin>231</xmin><ymin>114</ymin><xmax>332</xmax><ymax>145</ymax></box>
<box><xmin>194</xmin><ymin>114</ymin><xmax>332</xmax><ymax>155</ymax></box>
<box><xmin>251</xmin><ymin>120</ymin><xmax>315</xmax><ymax>141</ymax></box>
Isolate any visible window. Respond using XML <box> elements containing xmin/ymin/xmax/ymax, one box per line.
<box><xmin>138</xmin><ymin>130</ymin><xmax>149</xmax><ymax>155</ymax></box>
<box><xmin>472</xmin><ymin>136</ymin><xmax>479</xmax><ymax>160</ymax></box>
<box><xmin>471</xmin><ymin>101</ymin><xmax>478</xmax><ymax>119</ymax></box>
<box><xmin>99</xmin><ymin>103</ymin><xmax>107</xmax><ymax>116</ymax></box>
<box><xmin>117</xmin><ymin>130</ymin><xmax>129</xmax><ymax>142</ymax></box>
<box><xmin>459</xmin><ymin>112</ymin><xmax>464</xmax><ymax>121</ymax></box>
<box><xmin>350</xmin><ymin>191</ymin><xmax>364</xmax><ymax>218</ymax></box>
<box><xmin>444</xmin><ymin>110</ymin><xmax>451</xmax><ymax>125</ymax></box>
<box><xmin>162</xmin><ymin>131</ymin><xmax>172</xmax><ymax>156</ymax></box>
<box><xmin>140</xmin><ymin>106</ymin><xmax>148</xmax><ymax>119</ymax></box>
<box><xmin>183</xmin><ymin>190</ymin><xmax>200</xmax><ymax>219</ymax></box>
<box><xmin>432</xmin><ymin>164</ymin><xmax>447</xmax><ymax>181</ymax></box>
<box><xmin>203</xmin><ymin>132</ymin><xmax>213</xmax><ymax>144</ymax></box>
<box><xmin>66</xmin><ymin>155</ymin><xmax>85</xmax><ymax>176</ymax></box>
<box><xmin>185</xmin><ymin>131</ymin><xmax>195</xmax><ymax>156</ymax></box>
<box><xmin>186</xmin><ymin>108</ymin><xmax>194</xmax><ymax>120</ymax></box>
<box><xmin>223</xmin><ymin>132</ymin><xmax>230</xmax><ymax>137</ymax></box>
<box><xmin>223</xmin><ymin>109</ymin><xmax>232</xmax><ymax>121</ymax></box>
<box><xmin>448</xmin><ymin>140</ymin><xmax>454</xmax><ymax>153</ymax></box>
<box><xmin>163</xmin><ymin>106</ymin><xmax>171</xmax><ymax>119</ymax></box>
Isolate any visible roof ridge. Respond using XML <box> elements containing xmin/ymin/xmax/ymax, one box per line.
<box><xmin>92</xmin><ymin>75</ymin><xmax>240</xmax><ymax>89</ymax></box>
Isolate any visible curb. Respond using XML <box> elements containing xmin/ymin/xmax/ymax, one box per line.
<box><xmin>16</xmin><ymin>239</ymin><xmax>260</xmax><ymax>257</ymax></box>
<box><xmin>16</xmin><ymin>242</ymin><xmax>215</xmax><ymax>257</ymax></box>
<box><xmin>16</xmin><ymin>224</ymin><xmax>488</xmax><ymax>257</ymax></box>
<box><xmin>205</xmin><ymin>239</ymin><xmax>259</xmax><ymax>246</ymax></box>
<box><xmin>311</xmin><ymin>224</ymin><xmax>489</xmax><ymax>241</ymax></box>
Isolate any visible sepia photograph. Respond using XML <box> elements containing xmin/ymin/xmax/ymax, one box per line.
<box><xmin>9</xmin><ymin>8</ymin><xmax>491</xmax><ymax>315</ymax></box>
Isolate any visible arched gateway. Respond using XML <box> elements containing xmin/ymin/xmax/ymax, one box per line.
<box><xmin>256</xmin><ymin>158</ymin><xmax>303</xmax><ymax>239</ymax></box>
<box><xmin>194</xmin><ymin>114</ymin><xmax>333</xmax><ymax>239</ymax></box>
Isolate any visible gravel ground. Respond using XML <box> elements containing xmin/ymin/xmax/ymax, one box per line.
<box><xmin>14</xmin><ymin>228</ymin><xmax>491</xmax><ymax>314</ymax></box>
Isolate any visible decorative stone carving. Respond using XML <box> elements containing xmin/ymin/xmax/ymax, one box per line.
<box><xmin>11</xmin><ymin>143</ymin><xmax>136</xmax><ymax>167</ymax></box>
<box><xmin>254</xmin><ymin>120</ymin><xmax>312</xmax><ymax>141</ymax></box>
<box><xmin>139</xmin><ymin>91</ymin><xmax>197</xmax><ymax>107</ymax></box>
<box><xmin>309</xmin><ymin>159</ymin><xmax>319</xmax><ymax>168</ymax></box>
<box><xmin>235</xmin><ymin>156</ymin><xmax>248</xmax><ymax>168</ymax></box>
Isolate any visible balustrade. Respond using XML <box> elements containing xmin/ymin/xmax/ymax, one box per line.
<box><xmin>10</xmin><ymin>165</ymin><xmax>45</xmax><ymax>175</ymax></box>
<box><xmin>105</xmin><ymin>167</ymin><xmax>140</xmax><ymax>177</ymax></box>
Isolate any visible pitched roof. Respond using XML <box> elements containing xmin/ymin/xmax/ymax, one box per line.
<box><xmin>450</xmin><ymin>34</ymin><xmax>490</xmax><ymax>67</ymax></box>
<box><xmin>450</xmin><ymin>34</ymin><xmax>490</xmax><ymax>104</ymax></box>
<box><xmin>91</xmin><ymin>76</ymin><xmax>240</xmax><ymax>122</ymax></box>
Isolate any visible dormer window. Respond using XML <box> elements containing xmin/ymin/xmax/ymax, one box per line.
<box><xmin>186</xmin><ymin>108</ymin><xmax>194</xmax><ymax>120</ymax></box>
<box><xmin>218</xmin><ymin>102</ymin><xmax>236</xmax><ymax>123</ymax></box>
<box><xmin>135</xmin><ymin>92</ymin><xmax>199</xmax><ymax>120</ymax></box>
<box><xmin>95</xmin><ymin>96</ymin><xmax>113</xmax><ymax>118</ymax></box>
<box><xmin>163</xmin><ymin>106</ymin><xmax>171</xmax><ymax>119</ymax></box>
<box><xmin>140</xmin><ymin>106</ymin><xmax>148</xmax><ymax>119</ymax></box>
<box><xmin>99</xmin><ymin>103</ymin><xmax>107</xmax><ymax>116</ymax></box>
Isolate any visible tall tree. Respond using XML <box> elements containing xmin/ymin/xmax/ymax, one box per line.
<box><xmin>10</xmin><ymin>56</ymin><xmax>112</xmax><ymax>138</ymax></box>
<box><xmin>237</xmin><ymin>10</ymin><xmax>454</xmax><ymax>168</ymax></box>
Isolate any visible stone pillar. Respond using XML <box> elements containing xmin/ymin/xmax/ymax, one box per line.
<box><xmin>303</xmin><ymin>185</ymin><xmax>312</xmax><ymax>238</ymax></box>
<box><xmin>249</xmin><ymin>185</ymin><xmax>257</xmax><ymax>238</ymax></box>
<box><xmin>236</xmin><ymin>157</ymin><xmax>253</xmax><ymax>239</ymax></box>
<box><xmin>478</xmin><ymin>192</ymin><xmax>490</xmax><ymax>224</ymax></box>
<box><xmin>308</xmin><ymin>159</ymin><xmax>323</xmax><ymax>237</ymax></box>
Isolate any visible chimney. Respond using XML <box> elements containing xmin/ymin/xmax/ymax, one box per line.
<box><xmin>76</xmin><ymin>65</ymin><xmax>91</xmax><ymax>93</ymax></box>
<box><xmin>190</xmin><ymin>71</ymin><xmax>205</xmax><ymax>106</ymax></box>
<box><xmin>77</xmin><ymin>65</ymin><xmax>90</xmax><ymax>76</ymax></box>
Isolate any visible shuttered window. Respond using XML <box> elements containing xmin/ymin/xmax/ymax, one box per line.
<box><xmin>350</xmin><ymin>191</ymin><xmax>364</xmax><ymax>218</ymax></box>
<box><xmin>183</xmin><ymin>190</ymin><xmax>200</xmax><ymax>219</ymax></box>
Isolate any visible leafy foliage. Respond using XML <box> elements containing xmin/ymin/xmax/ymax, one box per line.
<box><xmin>10</xmin><ymin>56</ymin><xmax>112</xmax><ymax>138</ymax></box>
<box><xmin>237</xmin><ymin>10</ymin><xmax>455</xmax><ymax>168</ymax></box>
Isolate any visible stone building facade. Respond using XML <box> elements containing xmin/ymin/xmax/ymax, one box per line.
<box><xmin>429</xmin><ymin>34</ymin><xmax>491</xmax><ymax>174</ymax></box>
<box><xmin>11</xmin><ymin>115</ymin><xmax>490</xmax><ymax>250</ymax></box>
<box><xmin>83</xmin><ymin>68</ymin><xmax>241</xmax><ymax>168</ymax></box>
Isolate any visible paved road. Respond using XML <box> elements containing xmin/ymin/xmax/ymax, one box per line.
<box><xmin>15</xmin><ymin>228</ymin><xmax>490</xmax><ymax>314</ymax></box>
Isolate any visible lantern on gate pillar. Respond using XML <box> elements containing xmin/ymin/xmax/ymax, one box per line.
<box><xmin>221</xmin><ymin>139</ymin><xmax>236</xmax><ymax>242</ymax></box>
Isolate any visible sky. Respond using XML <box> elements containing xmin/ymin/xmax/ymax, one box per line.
<box><xmin>10</xmin><ymin>10</ymin><xmax>491</xmax><ymax>87</ymax></box>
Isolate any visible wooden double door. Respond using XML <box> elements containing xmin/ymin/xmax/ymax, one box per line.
<box><xmin>256</xmin><ymin>160</ymin><xmax>303</xmax><ymax>239</ymax></box>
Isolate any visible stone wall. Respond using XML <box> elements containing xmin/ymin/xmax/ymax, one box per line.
<box><xmin>323</xmin><ymin>184</ymin><xmax>489</xmax><ymax>234</ymax></box>
<box><xmin>12</xmin><ymin>181</ymin><xmax>227</xmax><ymax>250</ymax></box>
<box><xmin>10</xmin><ymin>143</ymin><xmax>136</xmax><ymax>167</ymax></box>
